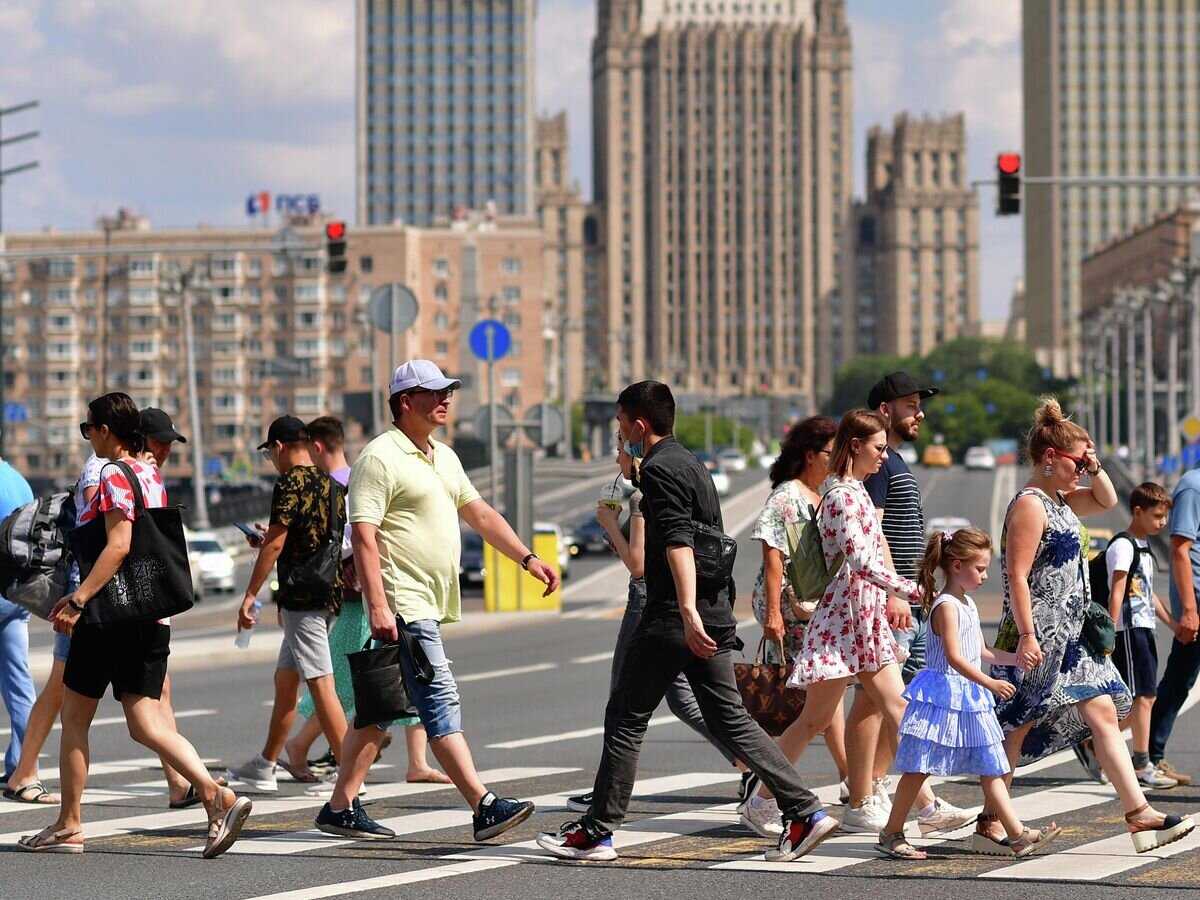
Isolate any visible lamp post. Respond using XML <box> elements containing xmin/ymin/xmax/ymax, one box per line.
<box><xmin>1109</xmin><ymin>313</ymin><xmax>1121</xmax><ymax>455</ymax></box>
<box><xmin>1140</xmin><ymin>291</ymin><xmax>1156</xmax><ymax>479</ymax></box>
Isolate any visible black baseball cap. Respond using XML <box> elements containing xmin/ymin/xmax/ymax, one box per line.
<box><xmin>140</xmin><ymin>407</ymin><xmax>187</xmax><ymax>443</ymax></box>
<box><xmin>257</xmin><ymin>415</ymin><xmax>308</xmax><ymax>450</ymax></box>
<box><xmin>867</xmin><ymin>371</ymin><xmax>940</xmax><ymax>410</ymax></box>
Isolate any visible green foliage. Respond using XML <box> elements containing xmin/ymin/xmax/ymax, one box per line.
<box><xmin>675</xmin><ymin>413</ymin><xmax>755</xmax><ymax>456</ymax></box>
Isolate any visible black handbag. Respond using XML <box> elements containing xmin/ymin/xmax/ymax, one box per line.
<box><xmin>281</xmin><ymin>477</ymin><xmax>344</xmax><ymax>607</ymax></box>
<box><xmin>693</xmin><ymin>521</ymin><xmax>737</xmax><ymax>592</ymax></box>
<box><xmin>68</xmin><ymin>460</ymin><xmax>194</xmax><ymax>627</ymax></box>
<box><xmin>348</xmin><ymin>638</ymin><xmax>418</xmax><ymax>729</ymax></box>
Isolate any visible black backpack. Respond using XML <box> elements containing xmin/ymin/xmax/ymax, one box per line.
<box><xmin>1087</xmin><ymin>531</ymin><xmax>1146</xmax><ymax>622</ymax></box>
<box><xmin>0</xmin><ymin>491</ymin><xmax>78</xmax><ymax>618</ymax></box>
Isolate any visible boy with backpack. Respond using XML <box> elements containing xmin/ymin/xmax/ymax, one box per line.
<box><xmin>1085</xmin><ymin>482</ymin><xmax>1183</xmax><ymax>788</ymax></box>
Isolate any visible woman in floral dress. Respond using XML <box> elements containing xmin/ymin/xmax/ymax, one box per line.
<box><xmin>977</xmin><ymin>396</ymin><xmax>1193</xmax><ymax>854</ymax></box>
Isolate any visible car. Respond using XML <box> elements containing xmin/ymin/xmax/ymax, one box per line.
<box><xmin>717</xmin><ymin>448</ymin><xmax>748</xmax><ymax>472</ymax></box>
<box><xmin>964</xmin><ymin>445</ymin><xmax>997</xmax><ymax>471</ymax></box>
<box><xmin>534</xmin><ymin>520</ymin><xmax>571</xmax><ymax>580</ymax></box>
<box><xmin>459</xmin><ymin>530</ymin><xmax>486</xmax><ymax>586</ymax></box>
<box><xmin>710</xmin><ymin>466</ymin><xmax>731</xmax><ymax>497</ymax></box>
<box><xmin>898</xmin><ymin>446</ymin><xmax>919</xmax><ymax>466</ymax></box>
<box><xmin>570</xmin><ymin>517</ymin><xmax>612</xmax><ymax>555</ymax></box>
<box><xmin>185</xmin><ymin>530</ymin><xmax>236</xmax><ymax>596</ymax></box>
<box><xmin>922</xmin><ymin>444</ymin><xmax>953</xmax><ymax>467</ymax></box>
<box><xmin>695</xmin><ymin>451</ymin><xmax>718</xmax><ymax>472</ymax></box>
<box><xmin>758</xmin><ymin>452</ymin><xmax>777</xmax><ymax>471</ymax></box>
<box><xmin>926</xmin><ymin>516</ymin><xmax>972</xmax><ymax>538</ymax></box>
<box><xmin>1088</xmin><ymin>527</ymin><xmax>1115</xmax><ymax>557</ymax></box>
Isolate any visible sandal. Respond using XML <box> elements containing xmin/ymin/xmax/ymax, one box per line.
<box><xmin>1010</xmin><ymin>823</ymin><xmax>1062</xmax><ymax>859</ymax></box>
<box><xmin>968</xmin><ymin>812</ymin><xmax>1014</xmax><ymax>857</ymax></box>
<box><xmin>17</xmin><ymin>825</ymin><xmax>84</xmax><ymax>853</ymax></box>
<box><xmin>277</xmin><ymin>760</ymin><xmax>319</xmax><ymax>784</ymax></box>
<box><xmin>875</xmin><ymin>830</ymin><xmax>927</xmax><ymax>860</ymax></box>
<box><xmin>203</xmin><ymin>789</ymin><xmax>253</xmax><ymax>860</ymax></box>
<box><xmin>169</xmin><ymin>776</ymin><xmax>229</xmax><ymax>810</ymax></box>
<box><xmin>1126</xmin><ymin>802</ymin><xmax>1197</xmax><ymax>854</ymax></box>
<box><xmin>3</xmin><ymin>781</ymin><xmax>60</xmax><ymax>805</ymax></box>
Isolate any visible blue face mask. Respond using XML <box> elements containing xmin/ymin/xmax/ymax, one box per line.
<box><xmin>623</xmin><ymin>424</ymin><xmax>644</xmax><ymax>460</ymax></box>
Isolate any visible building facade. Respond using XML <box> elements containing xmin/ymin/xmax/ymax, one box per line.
<box><xmin>356</xmin><ymin>0</ymin><xmax>537</xmax><ymax>227</ymax></box>
<box><xmin>847</xmin><ymin>113</ymin><xmax>981</xmax><ymax>358</ymax></box>
<box><xmin>0</xmin><ymin>212</ymin><xmax>545</xmax><ymax>484</ymax></box>
<box><xmin>592</xmin><ymin>0</ymin><xmax>853</xmax><ymax>409</ymax></box>
<box><xmin>1023</xmin><ymin>0</ymin><xmax>1200</xmax><ymax>375</ymax></box>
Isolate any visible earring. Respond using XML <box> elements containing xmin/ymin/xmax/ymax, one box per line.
<box><xmin>1043</xmin><ymin>463</ymin><xmax>1053</xmax><ymax>477</ymax></box>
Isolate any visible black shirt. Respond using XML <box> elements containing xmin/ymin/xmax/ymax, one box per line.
<box><xmin>637</xmin><ymin>436</ymin><xmax>736</xmax><ymax>627</ymax></box>
<box><xmin>863</xmin><ymin>451</ymin><xmax>924</xmax><ymax>584</ymax></box>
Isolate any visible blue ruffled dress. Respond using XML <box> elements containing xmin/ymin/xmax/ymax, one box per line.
<box><xmin>894</xmin><ymin>593</ymin><xmax>1011</xmax><ymax>776</ymax></box>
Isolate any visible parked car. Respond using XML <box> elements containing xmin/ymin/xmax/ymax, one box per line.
<box><xmin>695</xmin><ymin>451</ymin><xmax>718</xmax><ymax>472</ymax></box>
<box><xmin>185</xmin><ymin>530</ymin><xmax>236</xmax><ymax>597</ymax></box>
<box><xmin>922</xmin><ymin>444</ymin><xmax>953</xmax><ymax>468</ymax></box>
<box><xmin>534</xmin><ymin>520</ymin><xmax>571</xmax><ymax>580</ymax></box>
<box><xmin>926</xmin><ymin>516</ymin><xmax>972</xmax><ymax>538</ymax></box>
<box><xmin>717</xmin><ymin>448</ymin><xmax>748</xmax><ymax>472</ymax></box>
<box><xmin>964</xmin><ymin>445</ymin><xmax>997</xmax><ymax>471</ymax></box>
<box><xmin>570</xmin><ymin>517</ymin><xmax>613</xmax><ymax>555</ymax></box>
<box><xmin>459</xmin><ymin>530</ymin><xmax>486</xmax><ymax>586</ymax></box>
<box><xmin>710</xmin><ymin>466</ymin><xmax>731</xmax><ymax>497</ymax></box>
<box><xmin>898</xmin><ymin>446</ymin><xmax>919</xmax><ymax>466</ymax></box>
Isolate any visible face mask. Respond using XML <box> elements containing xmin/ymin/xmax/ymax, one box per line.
<box><xmin>623</xmin><ymin>423</ymin><xmax>645</xmax><ymax>460</ymax></box>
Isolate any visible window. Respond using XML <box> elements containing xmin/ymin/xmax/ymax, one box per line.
<box><xmin>501</xmin><ymin>257</ymin><xmax>521</xmax><ymax>275</ymax></box>
<box><xmin>435</xmin><ymin>340</ymin><xmax>449</xmax><ymax>356</ymax></box>
<box><xmin>330</xmin><ymin>283</ymin><xmax>347</xmax><ymax>303</ymax></box>
<box><xmin>434</xmin><ymin>312</ymin><xmax>449</xmax><ymax>330</ymax></box>
<box><xmin>273</xmin><ymin>256</ymin><xmax>289</xmax><ymax>276</ymax></box>
<box><xmin>360</xmin><ymin>256</ymin><xmax>374</xmax><ymax>274</ymax></box>
<box><xmin>503</xmin><ymin>311</ymin><xmax>522</xmax><ymax>329</ymax></box>
<box><xmin>435</xmin><ymin>285</ymin><xmax>449</xmax><ymax>303</ymax></box>
<box><xmin>502</xmin><ymin>367</ymin><xmax>521</xmax><ymax>387</ymax></box>
<box><xmin>274</xmin><ymin>286</ymin><xmax>289</xmax><ymax>304</ymax></box>
<box><xmin>211</xmin><ymin>256</ymin><xmax>240</xmax><ymax>277</ymax></box>
<box><xmin>293</xmin><ymin>338</ymin><xmax>325</xmax><ymax>357</ymax></box>
<box><xmin>214</xmin><ymin>285</ymin><xmax>241</xmax><ymax>303</ymax></box>
<box><xmin>128</xmin><ymin>256</ymin><xmax>157</xmax><ymax>278</ymax></box>
<box><xmin>433</xmin><ymin>257</ymin><xmax>451</xmax><ymax>278</ymax></box>
<box><xmin>246</xmin><ymin>286</ymin><xmax>263</xmax><ymax>303</ymax></box>
<box><xmin>294</xmin><ymin>283</ymin><xmax>324</xmax><ymax>303</ymax></box>
<box><xmin>295</xmin><ymin>310</ymin><xmax>323</xmax><ymax>329</ymax></box>
<box><xmin>129</xmin><ymin>288</ymin><xmax>157</xmax><ymax>306</ymax></box>
<box><xmin>501</xmin><ymin>286</ymin><xmax>521</xmax><ymax>304</ymax></box>
<box><xmin>212</xmin><ymin>312</ymin><xmax>239</xmax><ymax>331</ymax></box>
<box><xmin>129</xmin><ymin>339</ymin><xmax>158</xmax><ymax>360</ymax></box>
<box><xmin>48</xmin><ymin>288</ymin><xmax>74</xmax><ymax>307</ymax></box>
<box><xmin>247</xmin><ymin>257</ymin><xmax>263</xmax><ymax>277</ymax></box>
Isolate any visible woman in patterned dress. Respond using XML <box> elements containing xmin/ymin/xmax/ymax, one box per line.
<box><xmin>978</xmin><ymin>396</ymin><xmax>1193</xmax><ymax>854</ymax></box>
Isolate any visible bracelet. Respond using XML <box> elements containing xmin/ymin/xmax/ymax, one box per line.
<box><xmin>521</xmin><ymin>552</ymin><xmax>539</xmax><ymax>571</ymax></box>
<box><xmin>67</xmin><ymin>598</ymin><xmax>86</xmax><ymax>614</ymax></box>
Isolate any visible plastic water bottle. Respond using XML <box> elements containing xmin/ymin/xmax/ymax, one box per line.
<box><xmin>234</xmin><ymin>599</ymin><xmax>262</xmax><ymax>649</ymax></box>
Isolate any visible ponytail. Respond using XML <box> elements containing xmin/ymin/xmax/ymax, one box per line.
<box><xmin>917</xmin><ymin>532</ymin><xmax>945</xmax><ymax>614</ymax></box>
<box><xmin>916</xmin><ymin>526</ymin><xmax>994</xmax><ymax>613</ymax></box>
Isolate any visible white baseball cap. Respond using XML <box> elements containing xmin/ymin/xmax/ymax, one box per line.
<box><xmin>389</xmin><ymin>359</ymin><xmax>462</xmax><ymax>397</ymax></box>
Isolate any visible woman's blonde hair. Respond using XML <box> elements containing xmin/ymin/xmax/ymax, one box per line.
<box><xmin>828</xmin><ymin>409</ymin><xmax>888</xmax><ymax>479</ymax></box>
<box><xmin>1026</xmin><ymin>395</ymin><xmax>1089</xmax><ymax>467</ymax></box>
<box><xmin>917</xmin><ymin>526</ymin><xmax>993</xmax><ymax>612</ymax></box>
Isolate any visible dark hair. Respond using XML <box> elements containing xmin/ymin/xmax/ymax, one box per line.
<box><xmin>828</xmin><ymin>409</ymin><xmax>888</xmax><ymax>478</ymax></box>
<box><xmin>917</xmin><ymin>527</ymin><xmax>993</xmax><ymax>612</ymax></box>
<box><xmin>1130</xmin><ymin>481</ymin><xmax>1172</xmax><ymax>512</ymax></box>
<box><xmin>769</xmin><ymin>416</ymin><xmax>838</xmax><ymax>488</ymax></box>
<box><xmin>616</xmin><ymin>380</ymin><xmax>675</xmax><ymax>435</ymax></box>
<box><xmin>1026</xmin><ymin>395</ymin><xmax>1089</xmax><ymax>466</ymax></box>
<box><xmin>306</xmin><ymin>416</ymin><xmax>345</xmax><ymax>452</ymax></box>
<box><xmin>87</xmin><ymin>391</ymin><xmax>145</xmax><ymax>454</ymax></box>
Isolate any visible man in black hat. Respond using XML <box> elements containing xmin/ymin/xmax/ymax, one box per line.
<box><xmin>140</xmin><ymin>407</ymin><xmax>187</xmax><ymax>469</ymax></box>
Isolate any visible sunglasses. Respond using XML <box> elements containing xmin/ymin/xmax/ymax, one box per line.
<box><xmin>408</xmin><ymin>387</ymin><xmax>454</xmax><ymax>401</ymax></box>
<box><xmin>1055</xmin><ymin>450</ymin><xmax>1089</xmax><ymax>474</ymax></box>
<box><xmin>79</xmin><ymin>421</ymin><xmax>98</xmax><ymax>440</ymax></box>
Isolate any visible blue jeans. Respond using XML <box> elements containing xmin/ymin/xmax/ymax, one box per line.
<box><xmin>388</xmin><ymin>619</ymin><xmax>462</xmax><ymax>740</ymax></box>
<box><xmin>892</xmin><ymin>605</ymin><xmax>927</xmax><ymax>684</ymax></box>
<box><xmin>0</xmin><ymin>597</ymin><xmax>35</xmax><ymax>779</ymax></box>
<box><xmin>1149</xmin><ymin>636</ymin><xmax>1200</xmax><ymax>763</ymax></box>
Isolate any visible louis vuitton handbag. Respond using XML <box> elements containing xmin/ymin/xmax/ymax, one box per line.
<box><xmin>733</xmin><ymin>638</ymin><xmax>806</xmax><ymax>737</ymax></box>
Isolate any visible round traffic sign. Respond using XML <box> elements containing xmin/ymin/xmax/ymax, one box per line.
<box><xmin>369</xmin><ymin>284</ymin><xmax>420</xmax><ymax>334</ymax></box>
<box><xmin>522</xmin><ymin>403</ymin><xmax>566</xmax><ymax>449</ymax></box>
<box><xmin>469</xmin><ymin>319</ymin><xmax>512</xmax><ymax>361</ymax></box>
<box><xmin>474</xmin><ymin>404</ymin><xmax>517</xmax><ymax>441</ymax></box>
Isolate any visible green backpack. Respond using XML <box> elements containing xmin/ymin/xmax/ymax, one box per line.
<box><xmin>783</xmin><ymin>484</ymin><xmax>849</xmax><ymax>603</ymax></box>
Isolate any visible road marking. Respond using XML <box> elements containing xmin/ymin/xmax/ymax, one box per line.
<box><xmin>242</xmin><ymin>860</ymin><xmax>514</xmax><ymax>900</ymax></box>
<box><xmin>571</xmin><ymin>651</ymin><xmax>614</xmax><ymax>664</ymax></box>
<box><xmin>34</xmin><ymin>755</ymin><xmax>220</xmax><ymax>782</ymax></box>
<box><xmin>487</xmin><ymin>713</ymin><xmax>677</xmax><ymax>750</ymax></box>
<box><xmin>0</xmin><ymin>707</ymin><xmax>215</xmax><ymax>737</ymax></box>
<box><xmin>456</xmin><ymin>662</ymin><xmax>558</xmax><ymax>683</ymax></box>
<box><xmin>989</xmin><ymin>464</ymin><xmax>1014</xmax><ymax>543</ymax></box>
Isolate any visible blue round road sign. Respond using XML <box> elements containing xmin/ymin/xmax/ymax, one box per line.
<box><xmin>469</xmin><ymin>319</ymin><xmax>512</xmax><ymax>362</ymax></box>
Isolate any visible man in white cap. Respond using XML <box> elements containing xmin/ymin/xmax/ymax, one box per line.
<box><xmin>315</xmin><ymin>360</ymin><xmax>560</xmax><ymax>843</ymax></box>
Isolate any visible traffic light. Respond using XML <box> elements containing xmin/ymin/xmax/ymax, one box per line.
<box><xmin>325</xmin><ymin>221</ymin><xmax>348</xmax><ymax>274</ymax></box>
<box><xmin>996</xmin><ymin>152</ymin><xmax>1021</xmax><ymax>216</ymax></box>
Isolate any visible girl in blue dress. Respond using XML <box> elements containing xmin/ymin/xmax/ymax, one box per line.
<box><xmin>876</xmin><ymin>528</ymin><xmax>1061</xmax><ymax>861</ymax></box>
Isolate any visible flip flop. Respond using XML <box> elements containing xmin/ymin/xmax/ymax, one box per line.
<box><xmin>277</xmin><ymin>760</ymin><xmax>319</xmax><ymax>784</ymax></box>
<box><xmin>17</xmin><ymin>825</ymin><xmax>83</xmax><ymax>853</ymax></box>
<box><xmin>168</xmin><ymin>776</ymin><xmax>230</xmax><ymax>810</ymax></box>
<box><xmin>3</xmin><ymin>781</ymin><xmax>61</xmax><ymax>805</ymax></box>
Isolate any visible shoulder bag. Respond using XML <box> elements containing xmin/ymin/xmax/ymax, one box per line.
<box><xmin>281</xmin><ymin>477</ymin><xmax>345</xmax><ymax>609</ymax></box>
<box><xmin>693</xmin><ymin>521</ymin><xmax>737</xmax><ymax>593</ymax></box>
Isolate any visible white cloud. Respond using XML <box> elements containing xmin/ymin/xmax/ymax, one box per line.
<box><xmin>936</xmin><ymin>0</ymin><xmax>1021</xmax><ymax>51</ymax></box>
<box><xmin>536</xmin><ymin>0</ymin><xmax>595</xmax><ymax>196</ymax></box>
<box><xmin>0</xmin><ymin>1</ymin><xmax>46</xmax><ymax>61</ymax></box>
<box><xmin>86</xmin><ymin>82</ymin><xmax>184</xmax><ymax>116</ymax></box>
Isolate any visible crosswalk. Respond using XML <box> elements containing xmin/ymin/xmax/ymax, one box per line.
<box><xmin>2</xmin><ymin>747</ymin><xmax>1197</xmax><ymax>896</ymax></box>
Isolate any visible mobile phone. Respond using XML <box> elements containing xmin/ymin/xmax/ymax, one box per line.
<box><xmin>235</xmin><ymin>521</ymin><xmax>260</xmax><ymax>538</ymax></box>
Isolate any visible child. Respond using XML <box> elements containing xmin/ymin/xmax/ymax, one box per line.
<box><xmin>875</xmin><ymin>528</ymin><xmax>1062</xmax><ymax>860</ymax></box>
<box><xmin>1106</xmin><ymin>482</ymin><xmax>1183</xmax><ymax>787</ymax></box>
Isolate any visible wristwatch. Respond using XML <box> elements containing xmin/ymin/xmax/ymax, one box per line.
<box><xmin>521</xmin><ymin>552</ymin><xmax>540</xmax><ymax>571</ymax></box>
<box><xmin>1087</xmin><ymin>458</ymin><xmax>1103</xmax><ymax>476</ymax></box>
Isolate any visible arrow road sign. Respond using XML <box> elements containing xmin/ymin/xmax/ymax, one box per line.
<box><xmin>469</xmin><ymin>319</ymin><xmax>512</xmax><ymax>362</ymax></box>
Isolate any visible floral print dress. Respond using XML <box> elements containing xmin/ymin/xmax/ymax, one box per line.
<box><xmin>788</xmin><ymin>478</ymin><xmax>921</xmax><ymax>688</ymax></box>
<box><xmin>751</xmin><ymin>480</ymin><xmax>812</xmax><ymax>663</ymax></box>
<box><xmin>991</xmin><ymin>488</ymin><xmax>1132</xmax><ymax>765</ymax></box>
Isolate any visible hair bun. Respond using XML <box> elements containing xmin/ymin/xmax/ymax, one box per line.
<box><xmin>1033</xmin><ymin>396</ymin><xmax>1064</xmax><ymax>428</ymax></box>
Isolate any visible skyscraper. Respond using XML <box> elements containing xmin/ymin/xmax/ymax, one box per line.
<box><xmin>1023</xmin><ymin>1</ymin><xmax>1200</xmax><ymax>375</ymax></box>
<box><xmin>356</xmin><ymin>0</ymin><xmax>537</xmax><ymax>227</ymax></box>
<box><xmin>592</xmin><ymin>0</ymin><xmax>852</xmax><ymax>408</ymax></box>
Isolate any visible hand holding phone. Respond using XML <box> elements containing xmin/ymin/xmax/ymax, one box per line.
<box><xmin>236</xmin><ymin>521</ymin><xmax>265</xmax><ymax>548</ymax></box>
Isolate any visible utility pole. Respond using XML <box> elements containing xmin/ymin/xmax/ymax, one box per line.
<box><xmin>1142</xmin><ymin>293</ymin><xmax>1155</xmax><ymax>479</ymax></box>
<box><xmin>1110</xmin><ymin>321</ymin><xmax>1121</xmax><ymax>453</ymax></box>
<box><xmin>161</xmin><ymin>267</ymin><xmax>211</xmax><ymax>529</ymax></box>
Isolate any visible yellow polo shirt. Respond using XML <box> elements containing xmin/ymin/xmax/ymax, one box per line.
<box><xmin>348</xmin><ymin>426</ymin><xmax>480</xmax><ymax>624</ymax></box>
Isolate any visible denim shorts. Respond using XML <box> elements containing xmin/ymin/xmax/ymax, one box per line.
<box><xmin>892</xmin><ymin>607</ymin><xmax>927</xmax><ymax>683</ymax></box>
<box><xmin>379</xmin><ymin>618</ymin><xmax>461</xmax><ymax>740</ymax></box>
<box><xmin>53</xmin><ymin>632</ymin><xmax>71</xmax><ymax>663</ymax></box>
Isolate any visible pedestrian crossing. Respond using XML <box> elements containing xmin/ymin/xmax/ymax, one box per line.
<box><xmin>2</xmin><ymin>750</ymin><xmax>1197</xmax><ymax>897</ymax></box>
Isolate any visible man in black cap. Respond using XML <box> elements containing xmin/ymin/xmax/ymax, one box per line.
<box><xmin>140</xmin><ymin>407</ymin><xmax>187</xmax><ymax>469</ymax></box>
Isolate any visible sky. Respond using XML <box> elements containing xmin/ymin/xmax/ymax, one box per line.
<box><xmin>0</xmin><ymin>0</ymin><xmax>1022</xmax><ymax>322</ymax></box>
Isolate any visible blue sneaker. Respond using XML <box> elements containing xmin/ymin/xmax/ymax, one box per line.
<box><xmin>472</xmin><ymin>791</ymin><xmax>535</xmax><ymax>841</ymax></box>
<box><xmin>314</xmin><ymin>798</ymin><xmax>395</xmax><ymax>840</ymax></box>
<box><xmin>765</xmin><ymin>808</ymin><xmax>839</xmax><ymax>862</ymax></box>
<box><xmin>536</xmin><ymin>819</ymin><xmax>617</xmax><ymax>861</ymax></box>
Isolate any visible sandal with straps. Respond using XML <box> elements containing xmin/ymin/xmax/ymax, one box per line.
<box><xmin>1125</xmin><ymin>802</ymin><xmax>1196</xmax><ymax>854</ymax></box>
<box><xmin>968</xmin><ymin>812</ymin><xmax>1013</xmax><ymax>857</ymax></box>
<box><xmin>17</xmin><ymin>824</ymin><xmax>84</xmax><ymax>853</ymax></box>
<box><xmin>203</xmin><ymin>789</ymin><xmax>253</xmax><ymax>860</ymax></box>
<box><xmin>875</xmin><ymin>830</ymin><xmax>927</xmax><ymax>860</ymax></box>
<box><xmin>1010</xmin><ymin>823</ymin><xmax>1062</xmax><ymax>859</ymax></box>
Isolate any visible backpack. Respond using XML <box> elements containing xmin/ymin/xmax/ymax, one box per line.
<box><xmin>784</xmin><ymin>484</ymin><xmax>850</xmax><ymax>602</ymax></box>
<box><xmin>1087</xmin><ymin>531</ymin><xmax>1145</xmax><ymax>625</ymax></box>
<box><xmin>0</xmin><ymin>491</ymin><xmax>77</xmax><ymax>619</ymax></box>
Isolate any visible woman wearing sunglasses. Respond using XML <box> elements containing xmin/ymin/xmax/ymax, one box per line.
<box><xmin>978</xmin><ymin>396</ymin><xmax>1193</xmax><ymax>854</ymax></box>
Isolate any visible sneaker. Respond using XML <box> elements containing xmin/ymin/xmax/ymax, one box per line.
<box><xmin>304</xmin><ymin>771</ymin><xmax>367</xmax><ymax>798</ymax></box>
<box><xmin>1136</xmin><ymin>764</ymin><xmax>1179</xmax><ymax>789</ymax></box>
<box><xmin>1156</xmin><ymin>760</ymin><xmax>1193</xmax><ymax>786</ymax></box>
<box><xmin>566</xmin><ymin>791</ymin><xmax>593</xmax><ymax>814</ymax></box>
<box><xmin>738</xmin><ymin>771</ymin><xmax>760</xmax><ymax>805</ymax></box>
<box><xmin>840</xmin><ymin>795</ymin><xmax>887</xmax><ymax>834</ymax></box>
<box><xmin>917</xmin><ymin>797</ymin><xmax>975</xmax><ymax>835</ymax></box>
<box><xmin>1072</xmin><ymin>739</ymin><xmax>1109</xmax><ymax>784</ymax></box>
<box><xmin>225</xmin><ymin>754</ymin><xmax>278</xmax><ymax>793</ymax></box>
<box><xmin>536</xmin><ymin>819</ymin><xmax>617</xmax><ymax>861</ymax></box>
<box><xmin>765</xmin><ymin>809</ymin><xmax>839</xmax><ymax>862</ymax></box>
<box><xmin>739</xmin><ymin>796</ymin><xmax>784</xmax><ymax>838</ymax></box>
<box><xmin>838</xmin><ymin>778</ymin><xmax>849</xmax><ymax>804</ymax></box>
<box><xmin>307</xmin><ymin>749</ymin><xmax>337</xmax><ymax>775</ymax></box>
<box><xmin>873</xmin><ymin>776</ymin><xmax>893</xmax><ymax>813</ymax></box>
<box><xmin>314</xmin><ymin>798</ymin><xmax>394</xmax><ymax>840</ymax></box>
<box><xmin>473</xmin><ymin>792</ymin><xmax>535</xmax><ymax>841</ymax></box>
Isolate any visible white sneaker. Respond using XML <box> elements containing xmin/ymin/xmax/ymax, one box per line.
<box><xmin>838</xmin><ymin>778</ymin><xmax>850</xmax><ymax>804</ymax></box>
<box><xmin>917</xmin><ymin>797</ymin><xmax>975</xmax><ymax>835</ymax></box>
<box><xmin>739</xmin><ymin>797</ymin><xmax>784</xmax><ymax>838</ymax></box>
<box><xmin>873</xmin><ymin>777</ymin><xmax>893</xmax><ymax>813</ymax></box>
<box><xmin>1135</xmin><ymin>764</ymin><xmax>1179</xmax><ymax>790</ymax></box>
<box><xmin>226</xmin><ymin>754</ymin><xmax>278</xmax><ymax>793</ymax></box>
<box><xmin>840</xmin><ymin>795</ymin><xmax>888</xmax><ymax>833</ymax></box>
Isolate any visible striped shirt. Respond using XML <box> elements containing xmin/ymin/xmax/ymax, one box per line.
<box><xmin>864</xmin><ymin>451</ymin><xmax>924</xmax><ymax>586</ymax></box>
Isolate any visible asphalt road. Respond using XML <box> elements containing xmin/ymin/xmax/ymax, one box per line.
<box><xmin>4</xmin><ymin>462</ymin><xmax>1199</xmax><ymax>898</ymax></box>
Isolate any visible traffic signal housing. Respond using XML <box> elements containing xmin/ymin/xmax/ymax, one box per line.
<box><xmin>325</xmin><ymin>221</ymin><xmax>348</xmax><ymax>274</ymax></box>
<box><xmin>997</xmin><ymin>152</ymin><xmax>1021</xmax><ymax>216</ymax></box>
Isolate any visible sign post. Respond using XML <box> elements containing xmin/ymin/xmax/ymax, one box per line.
<box><xmin>369</xmin><ymin>284</ymin><xmax>419</xmax><ymax>430</ymax></box>
<box><xmin>469</xmin><ymin>319</ymin><xmax>512</xmax><ymax>506</ymax></box>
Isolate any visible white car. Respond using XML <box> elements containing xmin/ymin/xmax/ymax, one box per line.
<box><xmin>186</xmin><ymin>530</ymin><xmax>236</xmax><ymax>596</ymax></box>
<box><xmin>710</xmin><ymin>467</ymin><xmax>731</xmax><ymax>497</ymax></box>
<box><xmin>534</xmin><ymin>520</ymin><xmax>571</xmax><ymax>581</ymax></box>
<box><xmin>964</xmin><ymin>446</ymin><xmax>997</xmax><ymax>471</ymax></box>
<box><xmin>926</xmin><ymin>516</ymin><xmax>972</xmax><ymax>538</ymax></box>
<box><xmin>899</xmin><ymin>446</ymin><xmax>919</xmax><ymax>466</ymax></box>
<box><xmin>717</xmin><ymin>448</ymin><xmax>748</xmax><ymax>472</ymax></box>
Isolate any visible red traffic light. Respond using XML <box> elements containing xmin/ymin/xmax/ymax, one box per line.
<box><xmin>325</xmin><ymin>221</ymin><xmax>346</xmax><ymax>241</ymax></box>
<box><xmin>998</xmin><ymin>152</ymin><xmax>1021</xmax><ymax>175</ymax></box>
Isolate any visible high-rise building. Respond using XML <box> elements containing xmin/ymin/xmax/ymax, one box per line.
<box><xmin>592</xmin><ymin>0</ymin><xmax>852</xmax><ymax>409</ymax></box>
<box><xmin>1023</xmin><ymin>1</ymin><xmax>1200</xmax><ymax>375</ymax></box>
<box><xmin>847</xmin><ymin>113</ymin><xmax>981</xmax><ymax>358</ymax></box>
<box><xmin>356</xmin><ymin>0</ymin><xmax>537</xmax><ymax>227</ymax></box>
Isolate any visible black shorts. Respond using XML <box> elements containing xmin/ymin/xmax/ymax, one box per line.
<box><xmin>63</xmin><ymin>621</ymin><xmax>171</xmax><ymax>702</ymax></box>
<box><xmin>1113</xmin><ymin>627</ymin><xmax>1158</xmax><ymax>698</ymax></box>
